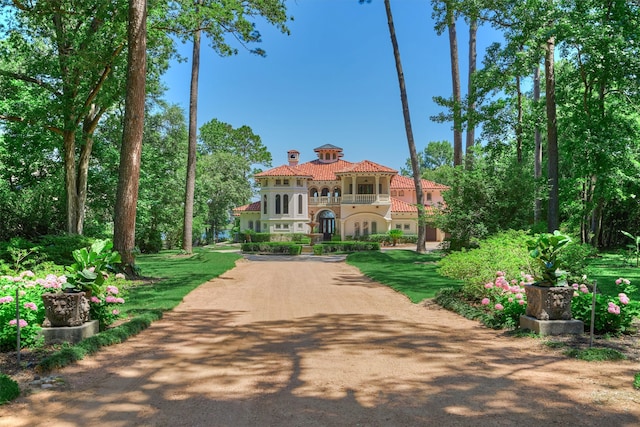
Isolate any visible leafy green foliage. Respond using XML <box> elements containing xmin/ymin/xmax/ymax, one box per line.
<box><xmin>527</xmin><ymin>231</ymin><xmax>572</xmax><ymax>286</ymax></box>
<box><xmin>621</xmin><ymin>231</ymin><xmax>640</xmax><ymax>267</ymax></box>
<box><xmin>635</xmin><ymin>372</ymin><xmax>640</xmax><ymax>390</ymax></box>
<box><xmin>0</xmin><ymin>373</ymin><xmax>20</xmax><ymax>404</ymax></box>
<box><xmin>434</xmin><ymin>288</ymin><xmax>485</xmax><ymax>320</ymax></box>
<box><xmin>564</xmin><ymin>348</ymin><xmax>626</xmax><ymax>362</ymax></box>
<box><xmin>347</xmin><ymin>250</ymin><xmax>460</xmax><ymax>302</ymax></box>
<box><xmin>400</xmin><ymin>140</ymin><xmax>453</xmax><ymax>176</ymax></box>
<box><xmin>64</xmin><ymin>240</ymin><xmax>121</xmax><ymax>295</ymax></box>
<box><xmin>0</xmin><ymin>273</ymin><xmax>55</xmax><ymax>350</ymax></box>
<box><xmin>571</xmin><ymin>279</ymin><xmax>640</xmax><ymax>335</ymax></box>
<box><xmin>241</xmin><ymin>242</ymin><xmax>302</xmax><ymax>255</ymax></box>
<box><xmin>437</xmin><ymin>230</ymin><xmax>535</xmax><ymax>299</ymax></box>
<box><xmin>388</xmin><ymin>229</ymin><xmax>403</xmax><ymax>246</ymax></box>
<box><xmin>315</xmin><ymin>242</ymin><xmax>380</xmax><ymax>254</ymax></box>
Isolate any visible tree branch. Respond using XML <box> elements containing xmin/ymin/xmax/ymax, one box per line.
<box><xmin>0</xmin><ymin>70</ymin><xmax>62</xmax><ymax>97</ymax></box>
<box><xmin>0</xmin><ymin>114</ymin><xmax>64</xmax><ymax>136</ymax></box>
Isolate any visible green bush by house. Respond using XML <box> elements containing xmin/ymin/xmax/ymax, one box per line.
<box><xmin>241</xmin><ymin>242</ymin><xmax>302</xmax><ymax>255</ymax></box>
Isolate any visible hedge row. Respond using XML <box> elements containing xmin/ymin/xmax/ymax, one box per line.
<box><xmin>313</xmin><ymin>241</ymin><xmax>380</xmax><ymax>254</ymax></box>
<box><xmin>241</xmin><ymin>242</ymin><xmax>302</xmax><ymax>255</ymax></box>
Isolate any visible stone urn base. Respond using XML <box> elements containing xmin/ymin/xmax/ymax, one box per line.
<box><xmin>42</xmin><ymin>292</ymin><xmax>90</xmax><ymax>327</ymax></box>
<box><xmin>524</xmin><ymin>285</ymin><xmax>574</xmax><ymax>320</ymax></box>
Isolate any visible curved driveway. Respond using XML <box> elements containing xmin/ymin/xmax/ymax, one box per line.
<box><xmin>1</xmin><ymin>257</ymin><xmax>639</xmax><ymax>426</ymax></box>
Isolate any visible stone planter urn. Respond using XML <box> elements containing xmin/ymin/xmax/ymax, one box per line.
<box><xmin>41</xmin><ymin>292</ymin><xmax>90</xmax><ymax>327</ymax></box>
<box><xmin>524</xmin><ymin>285</ymin><xmax>574</xmax><ymax>320</ymax></box>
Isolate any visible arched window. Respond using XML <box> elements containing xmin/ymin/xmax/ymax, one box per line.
<box><xmin>371</xmin><ymin>221</ymin><xmax>377</xmax><ymax>234</ymax></box>
<box><xmin>321</xmin><ymin>188</ymin><xmax>329</xmax><ymax>197</ymax></box>
<box><xmin>283</xmin><ymin>195</ymin><xmax>289</xmax><ymax>214</ymax></box>
<box><xmin>275</xmin><ymin>194</ymin><xmax>281</xmax><ymax>214</ymax></box>
<box><xmin>263</xmin><ymin>195</ymin><xmax>267</xmax><ymax>214</ymax></box>
<box><xmin>354</xmin><ymin>222</ymin><xmax>360</xmax><ymax>238</ymax></box>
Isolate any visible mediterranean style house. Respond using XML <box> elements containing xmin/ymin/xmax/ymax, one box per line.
<box><xmin>233</xmin><ymin>144</ymin><xmax>449</xmax><ymax>241</ymax></box>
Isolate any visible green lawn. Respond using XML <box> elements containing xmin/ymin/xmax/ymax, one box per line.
<box><xmin>126</xmin><ymin>249</ymin><xmax>242</xmax><ymax>313</ymax></box>
<box><xmin>586</xmin><ymin>253</ymin><xmax>640</xmax><ymax>299</ymax></box>
<box><xmin>346</xmin><ymin>250</ymin><xmax>463</xmax><ymax>303</ymax></box>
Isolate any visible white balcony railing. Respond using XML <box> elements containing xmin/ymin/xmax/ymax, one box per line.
<box><xmin>341</xmin><ymin>194</ymin><xmax>390</xmax><ymax>204</ymax></box>
<box><xmin>308</xmin><ymin>196</ymin><xmax>342</xmax><ymax>206</ymax></box>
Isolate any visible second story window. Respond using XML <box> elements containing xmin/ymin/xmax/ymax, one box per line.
<box><xmin>275</xmin><ymin>194</ymin><xmax>281</xmax><ymax>214</ymax></box>
<box><xmin>283</xmin><ymin>195</ymin><xmax>289</xmax><ymax>214</ymax></box>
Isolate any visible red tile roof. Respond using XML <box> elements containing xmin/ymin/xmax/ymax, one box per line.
<box><xmin>232</xmin><ymin>201</ymin><xmax>260</xmax><ymax>215</ymax></box>
<box><xmin>390</xmin><ymin>175</ymin><xmax>449</xmax><ymax>190</ymax></box>
<box><xmin>391</xmin><ymin>198</ymin><xmax>438</xmax><ymax>215</ymax></box>
<box><xmin>292</xmin><ymin>159</ymin><xmax>355</xmax><ymax>181</ymax></box>
<box><xmin>336</xmin><ymin>160</ymin><xmax>397</xmax><ymax>174</ymax></box>
<box><xmin>254</xmin><ymin>165</ymin><xmax>313</xmax><ymax>178</ymax></box>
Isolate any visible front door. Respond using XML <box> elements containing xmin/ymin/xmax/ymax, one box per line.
<box><xmin>318</xmin><ymin>210</ymin><xmax>336</xmax><ymax>241</ymax></box>
<box><xmin>321</xmin><ymin>218</ymin><xmax>335</xmax><ymax>241</ymax></box>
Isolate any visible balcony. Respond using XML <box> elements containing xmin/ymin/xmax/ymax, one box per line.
<box><xmin>308</xmin><ymin>196</ymin><xmax>342</xmax><ymax>207</ymax></box>
<box><xmin>341</xmin><ymin>194</ymin><xmax>390</xmax><ymax>204</ymax></box>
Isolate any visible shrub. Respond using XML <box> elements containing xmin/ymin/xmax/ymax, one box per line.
<box><xmin>89</xmin><ymin>275</ymin><xmax>128</xmax><ymax>330</ymax></box>
<box><xmin>315</xmin><ymin>242</ymin><xmax>380</xmax><ymax>254</ymax></box>
<box><xmin>437</xmin><ymin>230</ymin><xmax>535</xmax><ymax>299</ymax></box>
<box><xmin>136</xmin><ymin>228</ymin><xmax>163</xmax><ymax>254</ymax></box>
<box><xmin>477</xmin><ymin>271</ymin><xmax>531</xmax><ymax>329</ymax></box>
<box><xmin>366</xmin><ymin>234</ymin><xmax>391</xmax><ymax>245</ymax></box>
<box><xmin>557</xmin><ymin>242</ymin><xmax>597</xmax><ymax>282</ymax></box>
<box><xmin>0</xmin><ymin>272</ymin><xmax>61</xmax><ymax>350</ymax></box>
<box><xmin>241</xmin><ymin>242</ymin><xmax>302</xmax><ymax>254</ymax></box>
<box><xmin>388</xmin><ymin>229</ymin><xmax>403</xmax><ymax>246</ymax></box>
<box><xmin>571</xmin><ymin>278</ymin><xmax>640</xmax><ymax>334</ymax></box>
<box><xmin>241</xmin><ymin>231</ymin><xmax>270</xmax><ymax>243</ymax></box>
<box><xmin>36</xmin><ymin>234</ymin><xmax>94</xmax><ymax>265</ymax></box>
<box><xmin>0</xmin><ymin>373</ymin><xmax>20</xmax><ymax>403</ymax></box>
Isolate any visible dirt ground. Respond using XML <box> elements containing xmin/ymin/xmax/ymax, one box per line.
<box><xmin>1</xmin><ymin>256</ymin><xmax>639</xmax><ymax>427</ymax></box>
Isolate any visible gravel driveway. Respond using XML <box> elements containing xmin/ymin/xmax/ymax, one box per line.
<box><xmin>1</xmin><ymin>257</ymin><xmax>639</xmax><ymax>426</ymax></box>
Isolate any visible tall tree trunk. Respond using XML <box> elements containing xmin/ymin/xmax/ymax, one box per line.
<box><xmin>76</xmin><ymin>105</ymin><xmax>102</xmax><ymax>235</ymax></box>
<box><xmin>63</xmin><ymin>130</ymin><xmax>79</xmax><ymax>234</ymax></box>
<box><xmin>114</xmin><ymin>0</ymin><xmax>147</xmax><ymax>271</ymax></box>
<box><xmin>515</xmin><ymin>74</ymin><xmax>523</xmax><ymax>164</ymax></box>
<box><xmin>384</xmin><ymin>0</ymin><xmax>426</xmax><ymax>253</ymax></box>
<box><xmin>183</xmin><ymin>23</ymin><xmax>201</xmax><ymax>254</ymax></box>
<box><xmin>533</xmin><ymin>64</ymin><xmax>543</xmax><ymax>224</ymax></box>
<box><xmin>446</xmin><ymin>2</ymin><xmax>463</xmax><ymax>166</ymax></box>
<box><xmin>545</xmin><ymin>35</ymin><xmax>559</xmax><ymax>232</ymax></box>
<box><xmin>465</xmin><ymin>16</ymin><xmax>477</xmax><ymax>169</ymax></box>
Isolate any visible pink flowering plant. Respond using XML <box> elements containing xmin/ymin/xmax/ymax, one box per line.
<box><xmin>478</xmin><ymin>271</ymin><xmax>533</xmax><ymax>329</ymax></box>
<box><xmin>0</xmin><ymin>272</ymin><xmax>66</xmax><ymax>349</ymax></box>
<box><xmin>571</xmin><ymin>278</ymin><xmax>640</xmax><ymax>334</ymax></box>
<box><xmin>89</xmin><ymin>273</ymin><xmax>127</xmax><ymax>329</ymax></box>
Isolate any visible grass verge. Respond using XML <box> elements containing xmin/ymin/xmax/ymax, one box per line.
<box><xmin>346</xmin><ymin>250</ymin><xmax>462</xmax><ymax>303</ymax></box>
<box><xmin>586</xmin><ymin>253</ymin><xmax>640</xmax><ymax>299</ymax></box>
<box><xmin>564</xmin><ymin>347</ymin><xmax>627</xmax><ymax>361</ymax></box>
<box><xmin>36</xmin><ymin>249</ymin><xmax>241</xmax><ymax>372</ymax></box>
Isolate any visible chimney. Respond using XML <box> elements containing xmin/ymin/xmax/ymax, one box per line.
<box><xmin>288</xmin><ymin>150</ymin><xmax>300</xmax><ymax>166</ymax></box>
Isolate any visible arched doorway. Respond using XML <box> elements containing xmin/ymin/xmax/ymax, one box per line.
<box><xmin>318</xmin><ymin>210</ymin><xmax>336</xmax><ymax>241</ymax></box>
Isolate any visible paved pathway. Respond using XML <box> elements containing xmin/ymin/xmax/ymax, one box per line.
<box><xmin>1</xmin><ymin>257</ymin><xmax>639</xmax><ymax>426</ymax></box>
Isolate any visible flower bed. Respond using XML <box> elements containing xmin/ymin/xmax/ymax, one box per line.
<box><xmin>0</xmin><ymin>271</ymin><xmax>127</xmax><ymax>350</ymax></box>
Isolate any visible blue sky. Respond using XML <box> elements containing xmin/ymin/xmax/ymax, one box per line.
<box><xmin>161</xmin><ymin>0</ymin><xmax>501</xmax><ymax>172</ymax></box>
